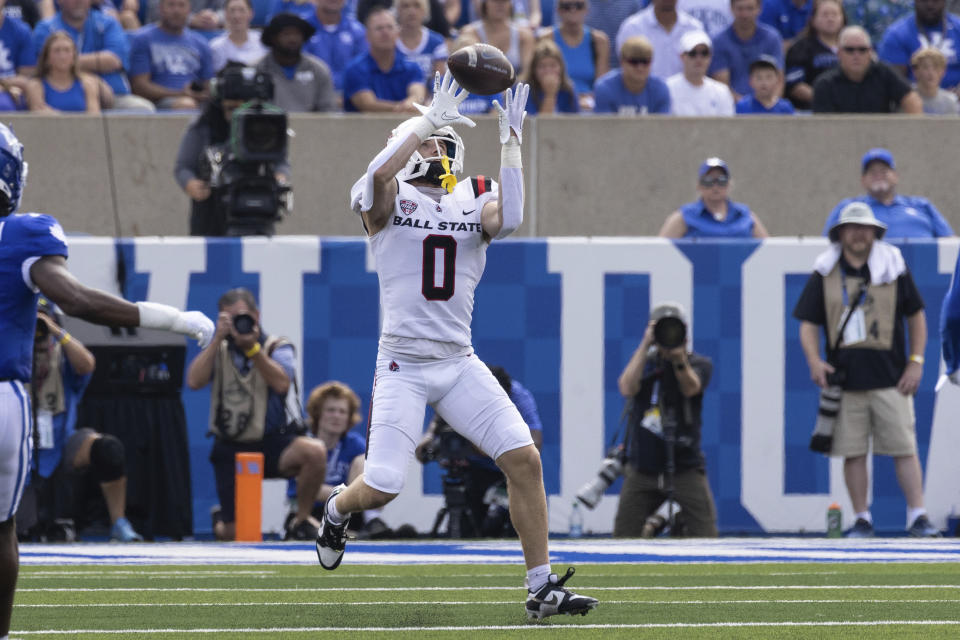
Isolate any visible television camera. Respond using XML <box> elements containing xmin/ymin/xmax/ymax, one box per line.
<box><xmin>204</xmin><ymin>67</ymin><xmax>292</xmax><ymax>236</ymax></box>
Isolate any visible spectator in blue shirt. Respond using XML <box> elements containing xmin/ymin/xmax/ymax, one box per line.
<box><xmin>736</xmin><ymin>52</ymin><xmax>795</xmax><ymax>113</ymax></box>
<box><xmin>130</xmin><ymin>0</ymin><xmax>214</xmax><ymax>109</ymax></box>
<box><xmin>586</xmin><ymin>0</ymin><xmax>642</xmax><ymax>68</ymax></box>
<box><xmin>710</xmin><ymin>0</ymin><xmax>784</xmax><ymax>99</ymax></box>
<box><xmin>539</xmin><ymin>0</ymin><xmax>611</xmax><ymax>111</ymax></box>
<box><xmin>759</xmin><ymin>0</ymin><xmax>811</xmax><ymax>49</ymax></box>
<box><xmin>265</xmin><ymin>0</ymin><xmax>321</xmax><ymax>26</ymax></box>
<box><xmin>32</xmin><ymin>0</ymin><xmax>156</xmax><ymax>112</ymax></box>
<box><xmin>843</xmin><ymin>0</ymin><xmax>912</xmax><ymax>45</ymax></box>
<box><xmin>396</xmin><ymin>0</ymin><xmax>447</xmax><ymax>93</ymax></box>
<box><xmin>823</xmin><ymin>148</ymin><xmax>954</xmax><ymax>239</ymax></box>
<box><xmin>520</xmin><ymin>37</ymin><xmax>580</xmax><ymax>114</ymax></box>
<box><xmin>342</xmin><ymin>5</ymin><xmax>425</xmax><ymax>112</ymax></box>
<box><xmin>878</xmin><ymin>0</ymin><xmax>960</xmax><ymax>89</ymax></box>
<box><xmin>0</xmin><ymin>1</ymin><xmax>35</xmax><ymax>109</ymax></box>
<box><xmin>304</xmin><ymin>0</ymin><xmax>367</xmax><ymax>93</ymax></box>
<box><xmin>593</xmin><ymin>35</ymin><xmax>671</xmax><ymax>114</ymax></box>
<box><xmin>659</xmin><ymin>156</ymin><xmax>770</xmax><ymax>238</ymax></box>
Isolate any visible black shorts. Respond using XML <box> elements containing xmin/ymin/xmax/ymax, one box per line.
<box><xmin>210</xmin><ymin>431</ymin><xmax>297</xmax><ymax>523</ymax></box>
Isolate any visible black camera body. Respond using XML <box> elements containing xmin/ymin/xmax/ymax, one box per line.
<box><xmin>422</xmin><ymin>419</ymin><xmax>472</xmax><ymax>471</ymax></box>
<box><xmin>205</xmin><ymin>68</ymin><xmax>291</xmax><ymax>236</ymax></box>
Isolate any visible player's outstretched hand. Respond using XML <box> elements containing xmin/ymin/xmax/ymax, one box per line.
<box><xmin>492</xmin><ymin>83</ymin><xmax>529</xmax><ymax>144</ymax></box>
<box><xmin>173</xmin><ymin>311</ymin><xmax>215</xmax><ymax>348</ymax></box>
<box><xmin>415</xmin><ymin>70</ymin><xmax>476</xmax><ymax>130</ymax></box>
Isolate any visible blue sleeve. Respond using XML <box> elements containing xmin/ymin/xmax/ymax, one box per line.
<box><xmin>341</xmin><ymin>61</ymin><xmax>364</xmax><ymax>101</ymax></box>
<box><xmin>128</xmin><ymin>31</ymin><xmax>151</xmax><ymax>77</ymax></box>
<box><xmin>592</xmin><ymin>80</ymin><xmax>614</xmax><ymax>112</ymax></box>
<box><xmin>922</xmin><ymin>200</ymin><xmax>954</xmax><ymax>237</ymax></box>
<box><xmin>510</xmin><ymin>380</ymin><xmax>542</xmax><ymax>432</ymax></box>
<box><xmin>199</xmin><ymin>39</ymin><xmax>214</xmax><ymax>81</ymax></box>
<box><xmin>652</xmin><ymin>79</ymin><xmax>671</xmax><ymax>113</ymax></box>
<box><xmin>31</xmin><ymin>20</ymin><xmax>51</xmax><ymax>60</ymax></box>
<box><xmin>878</xmin><ymin>22</ymin><xmax>911</xmax><ymax>66</ymax></box>
<box><xmin>270</xmin><ymin>343</ymin><xmax>296</xmax><ymax>380</ymax></box>
<box><xmin>62</xmin><ymin>357</ymin><xmax>92</xmax><ymax>395</ymax></box>
<box><xmin>758</xmin><ymin>0</ymin><xmax>782</xmax><ymax>34</ymax></box>
<box><xmin>709</xmin><ymin>35</ymin><xmax>729</xmax><ymax>74</ymax></box>
<box><xmin>15</xmin><ymin>21</ymin><xmax>36</xmax><ymax>67</ymax></box>
<box><xmin>823</xmin><ymin>200</ymin><xmax>848</xmax><ymax>236</ymax></box>
<box><xmin>101</xmin><ymin>15</ymin><xmax>130</xmax><ymax>66</ymax></box>
<box><xmin>20</xmin><ymin>214</ymin><xmax>69</xmax><ymax>259</ymax></box>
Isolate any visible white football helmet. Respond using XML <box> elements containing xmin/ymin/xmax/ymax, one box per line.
<box><xmin>391</xmin><ymin>124</ymin><xmax>465</xmax><ymax>183</ymax></box>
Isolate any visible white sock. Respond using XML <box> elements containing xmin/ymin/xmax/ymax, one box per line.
<box><xmin>526</xmin><ymin>564</ymin><xmax>551</xmax><ymax>593</ymax></box>
<box><xmin>907</xmin><ymin>507</ymin><xmax>927</xmax><ymax>528</ymax></box>
<box><xmin>326</xmin><ymin>494</ymin><xmax>347</xmax><ymax>525</ymax></box>
<box><xmin>856</xmin><ymin>511</ymin><xmax>873</xmax><ymax>524</ymax></box>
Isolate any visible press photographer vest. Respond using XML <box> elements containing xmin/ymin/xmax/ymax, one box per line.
<box><xmin>208</xmin><ymin>336</ymin><xmax>287</xmax><ymax>442</ymax></box>
<box><xmin>823</xmin><ymin>266</ymin><xmax>897</xmax><ymax>352</ymax></box>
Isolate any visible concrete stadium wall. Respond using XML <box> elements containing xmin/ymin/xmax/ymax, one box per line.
<box><xmin>12</xmin><ymin>113</ymin><xmax>957</xmax><ymax>237</ymax></box>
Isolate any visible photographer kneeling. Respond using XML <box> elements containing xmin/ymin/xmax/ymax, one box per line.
<box><xmin>415</xmin><ymin>366</ymin><xmax>543</xmax><ymax>538</ymax></box>
<box><xmin>614</xmin><ymin>303</ymin><xmax>718</xmax><ymax>538</ymax></box>
<box><xmin>175</xmin><ymin>63</ymin><xmax>291</xmax><ymax>237</ymax></box>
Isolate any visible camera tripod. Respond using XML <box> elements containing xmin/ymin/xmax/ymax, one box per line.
<box><xmin>430</xmin><ymin>472</ymin><xmax>482</xmax><ymax>538</ymax></box>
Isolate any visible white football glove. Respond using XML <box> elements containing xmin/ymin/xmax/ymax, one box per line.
<box><xmin>137</xmin><ymin>301</ymin><xmax>215</xmax><ymax>348</ymax></box>
<box><xmin>173</xmin><ymin>311</ymin><xmax>216</xmax><ymax>348</ymax></box>
<box><xmin>492</xmin><ymin>83</ymin><xmax>529</xmax><ymax>144</ymax></box>
<box><xmin>415</xmin><ymin>70</ymin><xmax>476</xmax><ymax>129</ymax></box>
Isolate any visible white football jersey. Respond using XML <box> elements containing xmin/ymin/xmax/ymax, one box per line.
<box><xmin>361</xmin><ymin>176</ymin><xmax>499</xmax><ymax>350</ymax></box>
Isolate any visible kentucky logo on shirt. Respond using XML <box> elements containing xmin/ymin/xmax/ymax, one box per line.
<box><xmin>399</xmin><ymin>199</ymin><xmax>417</xmax><ymax>215</ymax></box>
<box><xmin>919</xmin><ymin>32</ymin><xmax>957</xmax><ymax>62</ymax></box>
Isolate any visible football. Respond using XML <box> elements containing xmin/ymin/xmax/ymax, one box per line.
<box><xmin>446</xmin><ymin>43</ymin><xmax>516</xmax><ymax>96</ymax></box>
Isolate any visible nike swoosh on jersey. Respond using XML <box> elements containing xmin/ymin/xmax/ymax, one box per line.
<box><xmin>462</xmin><ymin>209</ymin><xmax>475</xmax><ymax>215</ymax></box>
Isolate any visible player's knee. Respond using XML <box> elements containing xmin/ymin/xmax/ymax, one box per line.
<box><xmin>497</xmin><ymin>444</ymin><xmax>541</xmax><ymax>479</ymax></box>
<box><xmin>363</xmin><ymin>463</ymin><xmax>406</xmax><ymax>496</ymax></box>
<box><xmin>89</xmin><ymin>434</ymin><xmax>125</xmax><ymax>483</ymax></box>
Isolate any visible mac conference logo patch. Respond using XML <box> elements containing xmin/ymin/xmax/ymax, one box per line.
<box><xmin>400</xmin><ymin>199</ymin><xmax>418</xmax><ymax>215</ymax></box>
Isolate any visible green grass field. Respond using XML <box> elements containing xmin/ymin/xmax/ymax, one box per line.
<box><xmin>12</xmin><ymin>561</ymin><xmax>960</xmax><ymax>639</ymax></box>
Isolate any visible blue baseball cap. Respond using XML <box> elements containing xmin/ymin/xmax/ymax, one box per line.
<box><xmin>861</xmin><ymin>148</ymin><xmax>895</xmax><ymax>173</ymax></box>
<box><xmin>749</xmin><ymin>53</ymin><xmax>781</xmax><ymax>73</ymax></box>
<box><xmin>698</xmin><ymin>157</ymin><xmax>729</xmax><ymax>178</ymax></box>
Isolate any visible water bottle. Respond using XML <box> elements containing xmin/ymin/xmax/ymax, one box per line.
<box><xmin>569</xmin><ymin>501</ymin><xmax>583</xmax><ymax>539</ymax></box>
<box><xmin>826</xmin><ymin>502</ymin><xmax>842</xmax><ymax>538</ymax></box>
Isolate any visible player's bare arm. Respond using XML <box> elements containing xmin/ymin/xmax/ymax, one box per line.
<box><xmin>482</xmin><ymin>83</ymin><xmax>530</xmax><ymax>242</ymax></box>
<box><xmin>31</xmin><ymin>255</ymin><xmax>214</xmax><ymax>346</ymax></box>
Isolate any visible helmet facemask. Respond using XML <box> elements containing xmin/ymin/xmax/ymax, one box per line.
<box><xmin>396</xmin><ymin>126</ymin><xmax>465</xmax><ymax>193</ymax></box>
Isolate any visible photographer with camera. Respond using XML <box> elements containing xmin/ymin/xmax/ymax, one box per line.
<box><xmin>17</xmin><ymin>298</ymin><xmax>143</xmax><ymax>543</ymax></box>
<box><xmin>415</xmin><ymin>365</ymin><xmax>543</xmax><ymax>538</ymax></box>
<box><xmin>186</xmin><ymin>287</ymin><xmax>327</xmax><ymax>541</ymax></box>
<box><xmin>794</xmin><ymin>202</ymin><xmax>938</xmax><ymax>538</ymax></box>
<box><xmin>613</xmin><ymin>302</ymin><xmax>717</xmax><ymax>538</ymax></box>
<box><xmin>175</xmin><ymin>62</ymin><xmax>291</xmax><ymax>236</ymax></box>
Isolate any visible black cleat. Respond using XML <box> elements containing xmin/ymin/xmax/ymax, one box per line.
<box><xmin>315</xmin><ymin>484</ymin><xmax>348</xmax><ymax>570</ymax></box>
<box><xmin>525</xmin><ymin>567</ymin><xmax>598</xmax><ymax>621</ymax></box>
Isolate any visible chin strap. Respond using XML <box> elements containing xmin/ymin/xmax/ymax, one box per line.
<box><xmin>439</xmin><ymin>155</ymin><xmax>457</xmax><ymax>193</ymax></box>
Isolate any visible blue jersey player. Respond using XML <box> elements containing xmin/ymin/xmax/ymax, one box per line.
<box><xmin>0</xmin><ymin>123</ymin><xmax>214</xmax><ymax>640</ymax></box>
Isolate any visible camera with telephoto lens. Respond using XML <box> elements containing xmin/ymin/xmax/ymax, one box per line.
<box><xmin>810</xmin><ymin>367</ymin><xmax>846</xmax><ymax>453</ymax></box>
<box><xmin>653</xmin><ymin>315</ymin><xmax>687</xmax><ymax>350</ymax></box>
<box><xmin>203</xmin><ymin>67</ymin><xmax>292</xmax><ymax>236</ymax></box>
<box><xmin>576</xmin><ymin>443</ymin><xmax>626</xmax><ymax>509</ymax></box>
<box><xmin>232</xmin><ymin>313</ymin><xmax>256</xmax><ymax>335</ymax></box>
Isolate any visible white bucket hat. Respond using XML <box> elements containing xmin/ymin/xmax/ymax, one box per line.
<box><xmin>828</xmin><ymin>202</ymin><xmax>887</xmax><ymax>242</ymax></box>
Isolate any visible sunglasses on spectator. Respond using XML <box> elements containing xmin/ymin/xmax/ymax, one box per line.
<box><xmin>623</xmin><ymin>57</ymin><xmax>651</xmax><ymax>66</ymax></box>
<box><xmin>686</xmin><ymin>48</ymin><xmax>711</xmax><ymax>58</ymax></box>
<box><xmin>558</xmin><ymin>1</ymin><xmax>585</xmax><ymax>9</ymax></box>
<box><xmin>700</xmin><ymin>176</ymin><xmax>729</xmax><ymax>187</ymax></box>
<box><xmin>842</xmin><ymin>46</ymin><xmax>870</xmax><ymax>54</ymax></box>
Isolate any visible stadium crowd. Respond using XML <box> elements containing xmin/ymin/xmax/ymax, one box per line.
<box><xmin>0</xmin><ymin>0</ymin><xmax>956</xmax><ymax>114</ymax></box>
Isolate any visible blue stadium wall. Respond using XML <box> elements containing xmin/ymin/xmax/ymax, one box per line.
<box><xmin>65</xmin><ymin>237</ymin><xmax>960</xmax><ymax>536</ymax></box>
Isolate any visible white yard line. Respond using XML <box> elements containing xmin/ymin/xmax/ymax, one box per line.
<box><xmin>11</xmin><ymin>621</ymin><xmax>960</xmax><ymax>634</ymax></box>
<box><xmin>18</xmin><ymin>584</ymin><xmax>960</xmax><ymax>593</ymax></box>
<box><xmin>13</xmin><ymin>598</ymin><xmax>960</xmax><ymax>608</ymax></box>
